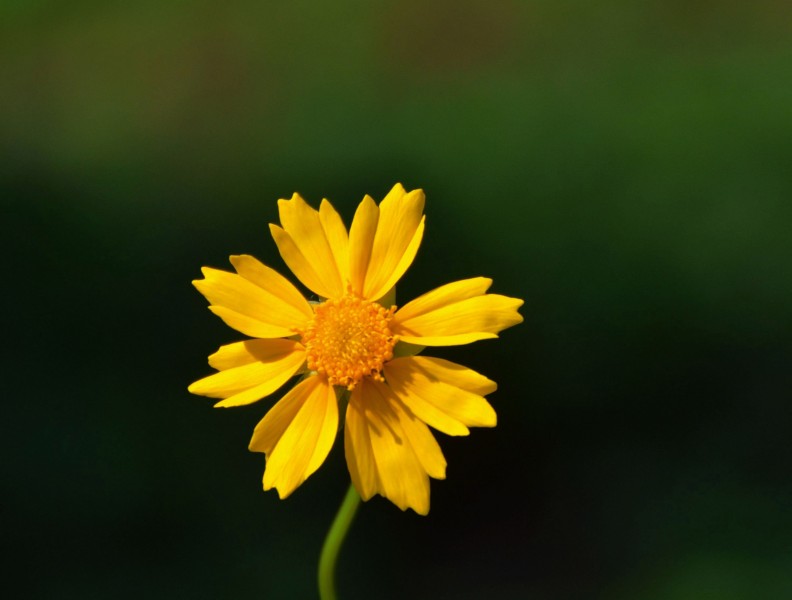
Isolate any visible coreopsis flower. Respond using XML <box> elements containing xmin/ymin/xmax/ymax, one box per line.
<box><xmin>189</xmin><ymin>184</ymin><xmax>523</xmax><ymax>515</ymax></box>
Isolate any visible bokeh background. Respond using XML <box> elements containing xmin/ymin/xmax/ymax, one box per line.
<box><xmin>3</xmin><ymin>2</ymin><xmax>791</xmax><ymax>598</ymax></box>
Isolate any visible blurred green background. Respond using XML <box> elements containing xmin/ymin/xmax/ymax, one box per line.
<box><xmin>3</xmin><ymin>1</ymin><xmax>791</xmax><ymax>598</ymax></box>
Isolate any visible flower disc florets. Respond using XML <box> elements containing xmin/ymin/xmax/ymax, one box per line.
<box><xmin>299</xmin><ymin>295</ymin><xmax>397</xmax><ymax>390</ymax></box>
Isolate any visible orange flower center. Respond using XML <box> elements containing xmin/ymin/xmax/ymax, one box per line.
<box><xmin>299</xmin><ymin>295</ymin><xmax>397</xmax><ymax>390</ymax></box>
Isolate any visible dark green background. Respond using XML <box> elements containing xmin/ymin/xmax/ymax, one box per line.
<box><xmin>3</xmin><ymin>2</ymin><xmax>791</xmax><ymax>598</ymax></box>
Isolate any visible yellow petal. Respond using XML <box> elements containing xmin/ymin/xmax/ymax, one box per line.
<box><xmin>319</xmin><ymin>199</ymin><xmax>350</xmax><ymax>286</ymax></box>
<box><xmin>188</xmin><ymin>339</ymin><xmax>306</xmax><ymax>408</ymax></box>
<box><xmin>384</xmin><ymin>357</ymin><xmax>497</xmax><ymax>436</ymax></box>
<box><xmin>206</xmin><ymin>338</ymin><xmax>301</xmax><ymax>370</ymax></box>
<box><xmin>393</xmin><ymin>394</ymin><xmax>447</xmax><ymax>480</ymax></box>
<box><xmin>268</xmin><ymin>225</ymin><xmax>327</xmax><ymax>298</ymax></box>
<box><xmin>344</xmin><ymin>379</ymin><xmax>435</xmax><ymax>515</ymax></box>
<box><xmin>249</xmin><ymin>376</ymin><xmax>338</xmax><ymax>499</ymax></box>
<box><xmin>392</xmin><ymin>278</ymin><xmax>524</xmax><ymax>346</ymax></box>
<box><xmin>398</xmin><ymin>356</ymin><xmax>497</xmax><ymax>396</ymax></box>
<box><xmin>363</xmin><ymin>184</ymin><xmax>426</xmax><ymax>301</ymax></box>
<box><xmin>393</xmin><ymin>277</ymin><xmax>492</xmax><ymax>321</ymax></box>
<box><xmin>249</xmin><ymin>378</ymin><xmax>306</xmax><ymax>455</ymax></box>
<box><xmin>229</xmin><ymin>254</ymin><xmax>312</xmax><ymax>319</ymax></box>
<box><xmin>194</xmin><ymin>265</ymin><xmax>309</xmax><ymax>338</ymax></box>
<box><xmin>270</xmin><ymin>193</ymin><xmax>345</xmax><ymax>298</ymax></box>
<box><xmin>347</xmin><ymin>195</ymin><xmax>379</xmax><ymax>296</ymax></box>
<box><xmin>363</xmin><ymin>381</ymin><xmax>432</xmax><ymax>515</ymax></box>
<box><xmin>344</xmin><ymin>389</ymin><xmax>381</xmax><ymax>502</ymax></box>
<box><xmin>206</xmin><ymin>306</ymin><xmax>292</xmax><ymax>339</ymax></box>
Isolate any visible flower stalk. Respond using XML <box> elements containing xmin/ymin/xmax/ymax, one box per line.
<box><xmin>318</xmin><ymin>484</ymin><xmax>361</xmax><ymax>600</ymax></box>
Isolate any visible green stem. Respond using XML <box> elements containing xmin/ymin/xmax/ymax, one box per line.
<box><xmin>318</xmin><ymin>484</ymin><xmax>361</xmax><ymax>600</ymax></box>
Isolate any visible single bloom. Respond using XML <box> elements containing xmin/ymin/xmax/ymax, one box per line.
<box><xmin>188</xmin><ymin>184</ymin><xmax>523</xmax><ymax>515</ymax></box>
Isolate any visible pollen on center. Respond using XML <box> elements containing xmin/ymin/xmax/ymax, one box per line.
<box><xmin>298</xmin><ymin>295</ymin><xmax>397</xmax><ymax>390</ymax></box>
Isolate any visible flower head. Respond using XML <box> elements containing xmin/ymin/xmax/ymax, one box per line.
<box><xmin>189</xmin><ymin>184</ymin><xmax>523</xmax><ymax>514</ymax></box>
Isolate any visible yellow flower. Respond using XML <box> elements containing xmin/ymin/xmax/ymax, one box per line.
<box><xmin>188</xmin><ymin>184</ymin><xmax>523</xmax><ymax>515</ymax></box>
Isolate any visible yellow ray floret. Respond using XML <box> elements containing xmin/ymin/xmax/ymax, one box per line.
<box><xmin>392</xmin><ymin>278</ymin><xmax>524</xmax><ymax>346</ymax></box>
<box><xmin>270</xmin><ymin>193</ymin><xmax>347</xmax><ymax>299</ymax></box>
<box><xmin>188</xmin><ymin>339</ymin><xmax>307</xmax><ymax>408</ymax></box>
<box><xmin>249</xmin><ymin>376</ymin><xmax>339</xmax><ymax>499</ymax></box>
